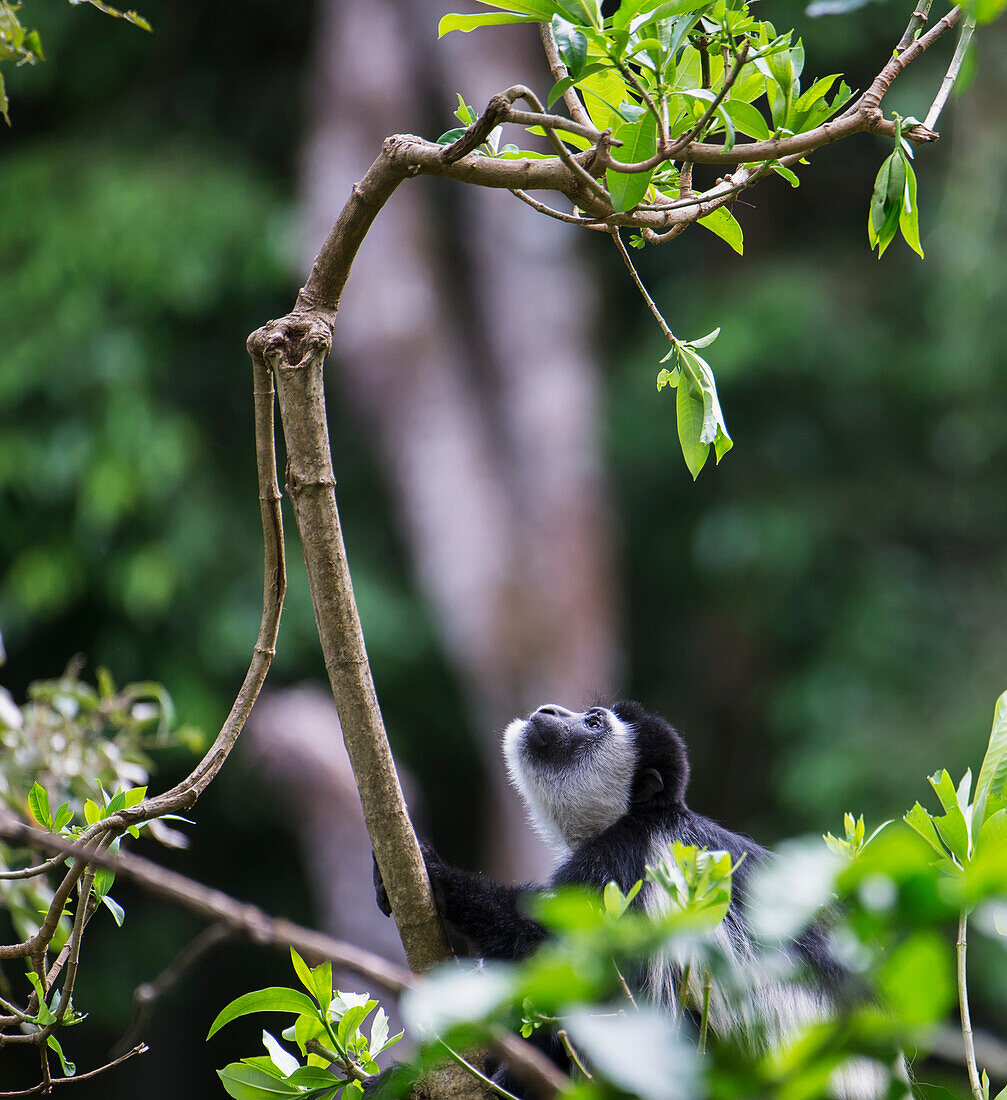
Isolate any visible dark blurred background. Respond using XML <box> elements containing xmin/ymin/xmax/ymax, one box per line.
<box><xmin>1</xmin><ymin>0</ymin><xmax>1006</xmax><ymax>1094</ymax></box>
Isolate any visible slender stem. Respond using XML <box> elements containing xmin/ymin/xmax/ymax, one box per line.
<box><xmin>509</xmin><ymin>188</ymin><xmax>599</xmax><ymax>225</ymax></box>
<box><xmin>0</xmin><ymin>853</ymin><xmax>66</xmax><ymax>882</ymax></box>
<box><xmin>557</xmin><ymin>1030</ymin><xmax>593</xmax><ymax>1079</ymax></box>
<box><xmin>923</xmin><ymin>13</ymin><xmax>975</xmax><ymax>131</ymax></box>
<box><xmin>613</xmin><ymin>961</ymin><xmax>638</xmax><ymax>1008</ymax></box>
<box><xmin>699</xmin><ymin>972</ymin><xmax>712</xmax><ymax>1054</ymax></box>
<box><xmin>958</xmin><ymin>911</ymin><xmax>985</xmax><ymax>1100</ymax></box>
<box><xmin>437</xmin><ymin>1039</ymin><xmax>524</xmax><ymax>1100</ymax></box>
<box><xmin>698</xmin><ymin>37</ymin><xmax>712</xmax><ymax>89</ymax></box>
<box><xmin>0</xmin><ymin>1044</ymin><xmax>148</xmax><ymax>1095</ymax></box>
<box><xmin>896</xmin><ymin>0</ymin><xmax>935</xmax><ymax>52</ymax></box>
<box><xmin>611</xmin><ymin>229</ymin><xmax>678</xmax><ymax>344</ymax></box>
<box><xmin>676</xmin><ymin>959</ymin><xmax>693</xmax><ymax>1023</ymax></box>
<box><xmin>618</xmin><ymin>60</ymin><xmax>669</xmax><ymax>150</ymax></box>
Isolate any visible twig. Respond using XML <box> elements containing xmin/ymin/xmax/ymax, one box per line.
<box><xmin>0</xmin><ymin>1044</ymin><xmax>148</xmax><ymax>1095</ymax></box>
<box><xmin>0</xmin><ymin>853</ymin><xmax>67</xmax><ymax>882</ymax></box>
<box><xmin>557</xmin><ymin>1030</ymin><xmax>593</xmax><ymax>1079</ymax></box>
<box><xmin>675</xmin><ymin>959</ymin><xmax>693</xmax><ymax>1023</ymax></box>
<box><xmin>437</xmin><ymin>1039</ymin><xmax>524</xmax><ymax>1100</ymax></box>
<box><xmin>610</xmin><ymin>229</ymin><xmax>677</xmax><ymax>343</ymax></box>
<box><xmin>699</xmin><ymin>972</ymin><xmax>712</xmax><ymax>1054</ymax></box>
<box><xmin>860</xmin><ymin>5</ymin><xmax>962</xmax><ymax>111</ymax></box>
<box><xmin>923</xmin><ymin>12</ymin><xmax>975</xmax><ymax>131</ymax></box>
<box><xmin>617</xmin><ymin>59</ymin><xmax>668</xmax><ymax>151</ymax></box>
<box><xmin>896</xmin><ymin>0</ymin><xmax>934</xmax><ymax>52</ymax></box>
<box><xmin>612</xmin><ymin>962</ymin><xmax>637</xmax><ymax>1008</ymax></box>
<box><xmin>508</xmin><ymin>189</ymin><xmax>600</xmax><ymax>225</ymax></box>
<box><xmin>305</xmin><ymin>1039</ymin><xmax>369</xmax><ymax>1083</ymax></box>
<box><xmin>957</xmin><ymin>912</ymin><xmax>985</xmax><ymax>1100</ymax></box>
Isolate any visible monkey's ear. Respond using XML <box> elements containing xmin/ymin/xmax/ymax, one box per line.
<box><xmin>632</xmin><ymin>768</ymin><xmax>664</xmax><ymax>805</ymax></box>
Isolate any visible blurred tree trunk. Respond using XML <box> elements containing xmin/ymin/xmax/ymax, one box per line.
<box><xmin>299</xmin><ymin>0</ymin><xmax>618</xmax><ymax>880</ymax></box>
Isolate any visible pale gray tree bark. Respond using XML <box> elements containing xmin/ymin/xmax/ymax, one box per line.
<box><xmin>299</xmin><ymin>0</ymin><xmax>619</xmax><ymax>881</ymax></box>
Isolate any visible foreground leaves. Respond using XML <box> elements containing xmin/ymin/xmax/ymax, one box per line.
<box><xmin>210</xmin><ymin>952</ymin><xmax>402</xmax><ymax>1100</ymax></box>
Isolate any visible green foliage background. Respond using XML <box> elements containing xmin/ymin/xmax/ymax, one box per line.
<box><xmin>1</xmin><ymin>0</ymin><xmax>1006</xmax><ymax>1094</ymax></box>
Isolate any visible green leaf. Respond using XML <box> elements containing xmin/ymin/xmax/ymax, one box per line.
<box><xmin>928</xmin><ymin>770</ymin><xmax>971</xmax><ymax>862</ymax></box>
<box><xmin>976</xmin><ymin>691</ymin><xmax>1007</xmax><ymax>820</ymax></box>
<box><xmin>579</xmin><ymin>66</ymin><xmax>633</xmax><ymax>131</ymax></box>
<box><xmin>552</xmin><ymin>16</ymin><xmax>589</xmax><ymax>76</ymax></box>
<box><xmin>47</xmin><ymin>1035</ymin><xmax>75</xmax><ymax>1077</ymax></box>
<box><xmin>288</xmin><ymin>1069</ymin><xmax>346</xmax><ymax>1097</ymax></box>
<box><xmin>311</xmin><ymin>962</ymin><xmax>332</xmax><ymax>1012</ymax></box>
<box><xmin>721</xmin><ymin>100</ymin><xmax>771</xmax><ymax>140</ymax></box>
<box><xmin>904</xmin><ymin>802</ymin><xmax>947</xmax><ymax>858</ymax></box>
<box><xmin>607</xmin><ymin>113</ymin><xmax>658</xmax><ymax>212</ymax></box>
<box><xmin>123</xmin><ymin>785</ymin><xmax>147</xmax><ymax>808</ymax></box>
<box><xmin>83</xmin><ymin>799</ymin><xmax>102</xmax><ymax>826</ymax></box>
<box><xmin>438</xmin><ymin>11</ymin><xmax>542</xmax><ymax>34</ymax></box>
<box><xmin>771</xmin><ymin>162</ymin><xmax>800</xmax><ymax>187</ymax></box>
<box><xmin>92</xmin><ymin>838</ymin><xmax>119</xmax><ymax>900</ymax></box>
<box><xmin>468</xmin><ymin>0</ymin><xmax>557</xmax><ymax>16</ymax></box>
<box><xmin>554</xmin><ymin>0</ymin><xmax>603</xmax><ymax>28</ymax></box>
<box><xmin>290</xmin><ymin>949</ymin><xmax>315</xmax><ymax>999</ymax></box>
<box><xmin>336</xmin><ymin>1000</ymin><xmax>377</xmax><ymax>1048</ymax></box>
<box><xmin>930</xmin><ymin>769</ymin><xmax>960</xmax><ymax>815</ymax></box>
<box><xmin>53</xmin><ymin>803</ymin><xmax>75</xmax><ymax>832</ymax></box>
<box><xmin>28</xmin><ymin>782</ymin><xmax>51</xmax><ymax>829</ymax></box>
<box><xmin>633</xmin><ymin>0</ymin><xmax>711</xmax><ymax>22</ymax></box>
<box><xmin>676</xmin><ymin>367</ymin><xmax>709</xmax><ymax>479</ymax></box>
<box><xmin>208</xmin><ymin>988</ymin><xmax>321</xmax><ymax>1039</ymax></box>
<box><xmin>698</xmin><ymin>205</ymin><xmax>744</xmax><ymax>255</ymax></box>
<box><xmin>546</xmin><ymin>63</ymin><xmax>606</xmax><ymax>109</ymax></box>
<box><xmin>690</xmin><ymin>327</ymin><xmax>720</xmax><ymax>349</ymax></box>
<box><xmin>101</xmin><ymin>894</ymin><xmax>125</xmax><ymax>926</ymax></box>
<box><xmin>217</xmin><ymin>1063</ymin><xmax>302</xmax><ymax>1100</ymax></box>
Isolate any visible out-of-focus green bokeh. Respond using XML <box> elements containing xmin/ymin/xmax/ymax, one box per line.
<box><xmin>1</xmin><ymin>0</ymin><xmax>1006</xmax><ymax>1094</ymax></box>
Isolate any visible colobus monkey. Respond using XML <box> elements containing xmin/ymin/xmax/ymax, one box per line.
<box><xmin>375</xmin><ymin>702</ymin><xmax>876</xmax><ymax>1091</ymax></box>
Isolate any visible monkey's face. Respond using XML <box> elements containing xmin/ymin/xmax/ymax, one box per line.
<box><xmin>502</xmin><ymin>704</ymin><xmax>636</xmax><ymax>851</ymax></box>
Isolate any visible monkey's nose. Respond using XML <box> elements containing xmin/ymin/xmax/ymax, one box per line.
<box><xmin>532</xmin><ymin>704</ymin><xmax>574</xmax><ymax>719</ymax></box>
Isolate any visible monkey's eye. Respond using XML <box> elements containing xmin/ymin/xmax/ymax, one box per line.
<box><xmin>583</xmin><ymin>711</ymin><xmax>605</xmax><ymax>731</ymax></box>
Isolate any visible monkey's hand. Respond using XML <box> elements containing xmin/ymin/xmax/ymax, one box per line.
<box><xmin>372</xmin><ymin>842</ymin><xmax>446</xmax><ymax>918</ymax></box>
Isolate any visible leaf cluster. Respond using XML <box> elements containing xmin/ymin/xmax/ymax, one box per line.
<box><xmin>868</xmin><ymin>118</ymin><xmax>924</xmax><ymax>259</ymax></box>
<box><xmin>656</xmin><ymin>331</ymin><xmax>731</xmax><ymax>480</ymax></box>
<box><xmin>208</xmin><ymin>949</ymin><xmax>403</xmax><ymax>1100</ymax></box>
<box><xmin>0</xmin><ymin>662</ymin><xmax>195</xmax><ymax>944</ymax></box>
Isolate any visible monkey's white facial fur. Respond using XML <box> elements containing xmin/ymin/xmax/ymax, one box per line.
<box><xmin>502</xmin><ymin>704</ymin><xmax>636</xmax><ymax>852</ymax></box>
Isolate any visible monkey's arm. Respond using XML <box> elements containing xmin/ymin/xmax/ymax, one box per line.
<box><xmin>373</xmin><ymin>844</ymin><xmax>547</xmax><ymax>961</ymax></box>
